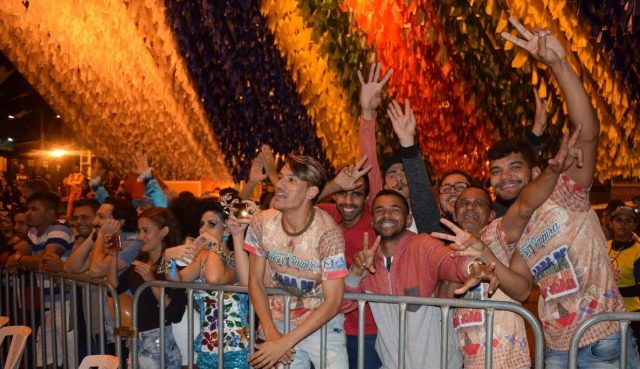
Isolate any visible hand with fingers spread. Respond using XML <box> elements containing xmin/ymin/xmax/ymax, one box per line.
<box><xmin>248</xmin><ymin>154</ymin><xmax>267</xmax><ymax>183</ymax></box>
<box><xmin>501</xmin><ymin>17</ymin><xmax>565</xmax><ymax>68</ymax></box>
<box><xmin>532</xmin><ymin>88</ymin><xmax>549</xmax><ymax>136</ymax></box>
<box><xmin>260</xmin><ymin>145</ymin><xmax>279</xmax><ymax>184</ymax></box>
<box><xmin>132</xmin><ymin>152</ymin><xmax>151</xmax><ymax>176</ymax></box>
<box><xmin>432</xmin><ymin>218</ymin><xmax>487</xmax><ymax>258</ymax></box>
<box><xmin>351</xmin><ymin>233</ymin><xmax>381</xmax><ymax>277</ymax></box>
<box><xmin>547</xmin><ymin>124</ymin><xmax>584</xmax><ymax>173</ymax></box>
<box><xmin>454</xmin><ymin>261</ymin><xmax>499</xmax><ymax>296</ymax></box>
<box><xmin>387</xmin><ymin>99</ymin><xmax>417</xmax><ymax>147</ymax></box>
<box><xmin>333</xmin><ymin>156</ymin><xmax>372</xmax><ymax>192</ymax></box>
<box><xmin>358</xmin><ymin>63</ymin><xmax>393</xmax><ymax>120</ymax></box>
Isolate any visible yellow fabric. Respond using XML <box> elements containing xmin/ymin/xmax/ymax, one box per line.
<box><xmin>607</xmin><ymin>240</ymin><xmax>640</xmax><ymax>312</ymax></box>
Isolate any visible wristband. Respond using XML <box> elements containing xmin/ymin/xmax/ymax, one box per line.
<box><xmin>168</xmin><ymin>260</ymin><xmax>177</xmax><ymax>280</ymax></box>
<box><xmin>466</xmin><ymin>256</ymin><xmax>487</xmax><ymax>275</ymax></box>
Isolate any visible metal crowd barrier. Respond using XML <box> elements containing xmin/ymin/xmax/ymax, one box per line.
<box><xmin>1</xmin><ymin>267</ymin><xmax>545</xmax><ymax>369</ymax></box>
<box><xmin>131</xmin><ymin>280</ymin><xmax>545</xmax><ymax>369</ymax></box>
<box><xmin>568</xmin><ymin>312</ymin><xmax>640</xmax><ymax>369</ymax></box>
<box><xmin>0</xmin><ymin>268</ymin><xmax>123</xmax><ymax>369</ymax></box>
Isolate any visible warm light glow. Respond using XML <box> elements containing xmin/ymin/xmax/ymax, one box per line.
<box><xmin>7</xmin><ymin>115</ymin><xmax>14</xmax><ymax>119</ymax></box>
<box><xmin>49</xmin><ymin>149</ymin><xmax>68</xmax><ymax>157</ymax></box>
<box><xmin>56</xmin><ymin>115</ymin><xmax>61</xmax><ymax>118</ymax></box>
<box><xmin>7</xmin><ymin>138</ymin><xmax>13</xmax><ymax>142</ymax></box>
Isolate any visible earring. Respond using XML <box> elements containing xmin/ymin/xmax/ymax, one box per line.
<box><xmin>223</xmin><ymin>234</ymin><xmax>230</xmax><ymax>242</ymax></box>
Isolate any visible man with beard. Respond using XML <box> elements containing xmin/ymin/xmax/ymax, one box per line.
<box><xmin>489</xmin><ymin>18</ymin><xmax>637</xmax><ymax>368</ymax></box>
<box><xmin>434</xmin><ymin>127</ymin><xmax>581</xmax><ymax>369</ymax></box>
<box><xmin>70</xmin><ymin>199</ymin><xmax>99</xmax><ymax>245</ymax></box>
<box><xmin>245</xmin><ymin>155</ymin><xmax>349</xmax><ymax>369</ymax></box>
<box><xmin>317</xmin><ymin>171</ymin><xmax>382</xmax><ymax>369</ymax></box>
<box><xmin>346</xmin><ymin>189</ymin><xmax>498</xmax><ymax>369</ymax></box>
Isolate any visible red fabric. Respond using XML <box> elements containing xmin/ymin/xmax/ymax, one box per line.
<box><xmin>346</xmin><ymin>231</ymin><xmax>470</xmax><ymax>298</ymax></box>
<box><xmin>318</xmin><ymin>203</ymin><xmax>377</xmax><ymax>335</ymax></box>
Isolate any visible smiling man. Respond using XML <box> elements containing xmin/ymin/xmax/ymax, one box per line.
<box><xmin>245</xmin><ymin>155</ymin><xmax>348</xmax><ymax>369</ymax></box>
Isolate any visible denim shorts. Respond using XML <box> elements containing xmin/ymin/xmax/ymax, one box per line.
<box><xmin>274</xmin><ymin>314</ymin><xmax>348</xmax><ymax>369</ymax></box>
<box><xmin>545</xmin><ymin>330</ymin><xmax>640</xmax><ymax>369</ymax></box>
<box><xmin>137</xmin><ymin>326</ymin><xmax>182</xmax><ymax>369</ymax></box>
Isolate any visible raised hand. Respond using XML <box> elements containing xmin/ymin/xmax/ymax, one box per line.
<box><xmin>387</xmin><ymin>99</ymin><xmax>417</xmax><ymax>147</ymax></box>
<box><xmin>432</xmin><ymin>218</ymin><xmax>487</xmax><ymax>258</ymax></box>
<box><xmin>132</xmin><ymin>152</ymin><xmax>151</xmax><ymax>176</ymax></box>
<box><xmin>501</xmin><ymin>17</ymin><xmax>565</xmax><ymax>68</ymax></box>
<box><xmin>454</xmin><ymin>261</ymin><xmax>499</xmax><ymax>296</ymax></box>
<box><xmin>333</xmin><ymin>156</ymin><xmax>372</xmax><ymax>192</ymax></box>
<box><xmin>358</xmin><ymin>63</ymin><xmax>393</xmax><ymax>120</ymax></box>
<box><xmin>260</xmin><ymin>145</ymin><xmax>279</xmax><ymax>184</ymax></box>
<box><xmin>100</xmin><ymin>219</ymin><xmax>121</xmax><ymax>236</ymax></box>
<box><xmin>164</xmin><ymin>242</ymin><xmax>199</xmax><ymax>264</ymax></box>
<box><xmin>248</xmin><ymin>154</ymin><xmax>267</xmax><ymax>183</ymax></box>
<box><xmin>227</xmin><ymin>200</ymin><xmax>258</xmax><ymax>237</ymax></box>
<box><xmin>547</xmin><ymin>124</ymin><xmax>583</xmax><ymax>173</ymax></box>
<box><xmin>352</xmin><ymin>233</ymin><xmax>381</xmax><ymax>276</ymax></box>
<box><xmin>532</xmin><ymin>88</ymin><xmax>549</xmax><ymax>136</ymax></box>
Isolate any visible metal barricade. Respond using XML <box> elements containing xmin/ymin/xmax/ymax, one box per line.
<box><xmin>568</xmin><ymin>312</ymin><xmax>640</xmax><ymax>369</ymax></box>
<box><xmin>130</xmin><ymin>280</ymin><xmax>545</xmax><ymax>369</ymax></box>
<box><xmin>0</xmin><ymin>267</ymin><xmax>124</xmax><ymax>369</ymax></box>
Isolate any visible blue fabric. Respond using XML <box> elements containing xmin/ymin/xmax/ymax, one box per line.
<box><xmin>545</xmin><ymin>330</ymin><xmax>640</xmax><ymax>369</ymax></box>
<box><xmin>346</xmin><ymin>334</ymin><xmax>381</xmax><ymax>369</ymax></box>
<box><xmin>633</xmin><ymin>258</ymin><xmax>640</xmax><ymax>284</ymax></box>
<box><xmin>91</xmin><ymin>182</ymin><xmax>109</xmax><ymax>204</ymax></box>
<box><xmin>143</xmin><ymin>176</ymin><xmax>168</xmax><ymax>208</ymax></box>
<box><xmin>163</xmin><ymin>0</ymin><xmax>334</xmax><ymax>181</ymax></box>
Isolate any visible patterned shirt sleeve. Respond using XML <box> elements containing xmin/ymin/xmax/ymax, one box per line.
<box><xmin>243</xmin><ymin>213</ymin><xmax>266</xmax><ymax>257</ymax></box>
<box><xmin>46</xmin><ymin>224</ymin><xmax>73</xmax><ymax>252</ymax></box>
<box><xmin>550</xmin><ymin>173</ymin><xmax>591</xmax><ymax>212</ymax></box>
<box><xmin>317</xmin><ymin>228</ymin><xmax>348</xmax><ymax>280</ymax></box>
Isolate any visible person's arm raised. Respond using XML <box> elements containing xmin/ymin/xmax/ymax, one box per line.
<box><xmin>502</xmin><ymin>17</ymin><xmax>597</xmax><ymax>187</ymax></box>
<box><xmin>502</xmin><ymin>127</ymin><xmax>583</xmax><ymax>243</ymax></box>
<box><xmin>358</xmin><ymin>63</ymin><xmax>392</xmax><ymax>206</ymax></box>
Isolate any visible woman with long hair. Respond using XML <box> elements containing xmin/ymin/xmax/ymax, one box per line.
<box><xmin>106</xmin><ymin>207</ymin><xmax>186</xmax><ymax>369</ymax></box>
<box><xmin>165</xmin><ymin>198</ymin><xmax>252</xmax><ymax>368</ymax></box>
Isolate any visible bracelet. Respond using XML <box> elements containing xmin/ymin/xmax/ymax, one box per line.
<box><xmin>466</xmin><ymin>256</ymin><xmax>487</xmax><ymax>275</ymax></box>
<box><xmin>168</xmin><ymin>260</ymin><xmax>177</xmax><ymax>280</ymax></box>
<box><xmin>157</xmin><ymin>254</ymin><xmax>173</xmax><ymax>274</ymax></box>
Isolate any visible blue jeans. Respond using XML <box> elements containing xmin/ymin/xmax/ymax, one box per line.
<box><xmin>346</xmin><ymin>334</ymin><xmax>381</xmax><ymax>369</ymax></box>
<box><xmin>545</xmin><ymin>330</ymin><xmax>640</xmax><ymax>369</ymax></box>
<box><xmin>274</xmin><ymin>314</ymin><xmax>348</xmax><ymax>369</ymax></box>
<box><xmin>137</xmin><ymin>326</ymin><xmax>182</xmax><ymax>369</ymax></box>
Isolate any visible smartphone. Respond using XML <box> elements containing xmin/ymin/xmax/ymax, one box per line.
<box><xmin>232</xmin><ymin>201</ymin><xmax>252</xmax><ymax>220</ymax></box>
<box><xmin>104</xmin><ymin>233</ymin><xmax>122</xmax><ymax>253</ymax></box>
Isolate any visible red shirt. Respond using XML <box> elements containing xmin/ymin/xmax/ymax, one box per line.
<box><xmin>318</xmin><ymin>203</ymin><xmax>377</xmax><ymax>336</ymax></box>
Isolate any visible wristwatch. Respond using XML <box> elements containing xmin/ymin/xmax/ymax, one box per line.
<box><xmin>466</xmin><ymin>256</ymin><xmax>487</xmax><ymax>275</ymax></box>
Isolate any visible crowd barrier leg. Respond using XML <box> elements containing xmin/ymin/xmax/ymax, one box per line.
<box><xmin>357</xmin><ymin>300</ymin><xmax>365</xmax><ymax>369</ymax></box>
<box><xmin>186</xmin><ymin>288</ymin><xmax>194</xmax><ymax>369</ymax></box>
<box><xmin>439</xmin><ymin>306</ymin><xmax>449</xmax><ymax>369</ymax></box>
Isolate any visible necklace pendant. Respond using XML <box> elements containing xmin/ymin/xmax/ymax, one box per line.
<box><xmin>288</xmin><ymin>239</ymin><xmax>295</xmax><ymax>253</ymax></box>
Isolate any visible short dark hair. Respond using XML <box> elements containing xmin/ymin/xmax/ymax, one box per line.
<box><xmin>73</xmin><ymin>198</ymin><xmax>100</xmax><ymax>213</ymax></box>
<box><xmin>199</xmin><ymin>198</ymin><xmax>228</xmax><ymax>221</ymax></box>
<box><xmin>335</xmin><ymin>164</ymin><xmax>371</xmax><ymax>197</ymax></box>
<box><xmin>373</xmin><ymin>189</ymin><xmax>409</xmax><ymax>215</ymax></box>
<box><xmin>26</xmin><ymin>191</ymin><xmax>60</xmax><ymax>212</ymax></box>
<box><xmin>458</xmin><ymin>186</ymin><xmax>494</xmax><ymax>210</ymax></box>
<box><xmin>488</xmin><ymin>139</ymin><xmax>538</xmax><ymax>168</ymax></box>
<box><xmin>381</xmin><ymin>154</ymin><xmax>403</xmax><ymax>178</ymax></box>
<box><xmin>285</xmin><ymin>155</ymin><xmax>327</xmax><ymax>202</ymax></box>
<box><xmin>168</xmin><ymin>196</ymin><xmax>202</xmax><ymax>240</ymax></box>
<box><xmin>103</xmin><ymin>197</ymin><xmax>138</xmax><ymax>232</ymax></box>
<box><xmin>439</xmin><ymin>170</ymin><xmax>474</xmax><ymax>187</ymax></box>
<box><xmin>606</xmin><ymin>199</ymin><xmax>626</xmax><ymax>215</ymax></box>
<box><xmin>23</xmin><ymin>179</ymin><xmax>52</xmax><ymax>194</ymax></box>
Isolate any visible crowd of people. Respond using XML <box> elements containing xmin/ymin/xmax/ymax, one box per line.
<box><xmin>1</xmin><ymin>18</ymin><xmax>640</xmax><ymax>369</ymax></box>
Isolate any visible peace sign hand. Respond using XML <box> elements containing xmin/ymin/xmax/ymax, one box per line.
<box><xmin>501</xmin><ymin>17</ymin><xmax>565</xmax><ymax>68</ymax></box>
<box><xmin>431</xmin><ymin>218</ymin><xmax>487</xmax><ymax>258</ymax></box>
<box><xmin>333</xmin><ymin>156</ymin><xmax>372</xmax><ymax>192</ymax></box>
<box><xmin>358</xmin><ymin>63</ymin><xmax>393</xmax><ymax>119</ymax></box>
<box><xmin>387</xmin><ymin>99</ymin><xmax>417</xmax><ymax>147</ymax></box>
<box><xmin>547</xmin><ymin>124</ymin><xmax>583</xmax><ymax>174</ymax></box>
<box><xmin>351</xmin><ymin>232</ymin><xmax>381</xmax><ymax>277</ymax></box>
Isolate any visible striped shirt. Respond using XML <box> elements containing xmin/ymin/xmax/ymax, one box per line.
<box><xmin>26</xmin><ymin>220</ymin><xmax>74</xmax><ymax>256</ymax></box>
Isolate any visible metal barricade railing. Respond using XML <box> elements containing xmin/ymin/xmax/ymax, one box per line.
<box><xmin>568</xmin><ymin>312</ymin><xmax>640</xmax><ymax>369</ymax></box>
<box><xmin>0</xmin><ymin>267</ymin><xmax>124</xmax><ymax>369</ymax></box>
<box><xmin>130</xmin><ymin>280</ymin><xmax>545</xmax><ymax>369</ymax></box>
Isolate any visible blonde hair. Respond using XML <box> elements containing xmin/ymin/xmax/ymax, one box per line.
<box><xmin>285</xmin><ymin>155</ymin><xmax>327</xmax><ymax>202</ymax></box>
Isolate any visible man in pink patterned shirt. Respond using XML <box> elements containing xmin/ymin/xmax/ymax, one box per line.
<box><xmin>245</xmin><ymin>155</ymin><xmax>349</xmax><ymax>369</ymax></box>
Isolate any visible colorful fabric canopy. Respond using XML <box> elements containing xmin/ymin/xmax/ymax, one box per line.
<box><xmin>0</xmin><ymin>0</ymin><xmax>637</xmax><ymax>182</ymax></box>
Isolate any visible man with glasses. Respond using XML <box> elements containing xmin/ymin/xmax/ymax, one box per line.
<box><xmin>437</xmin><ymin>171</ymin><xmax>473</xmax><ymax>222</ymax></box>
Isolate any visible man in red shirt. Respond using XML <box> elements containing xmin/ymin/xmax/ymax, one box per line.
<box><xmin>318</xmin><ymin>174</ymin><xmax>382</xmax><ymax>369</ymax></box>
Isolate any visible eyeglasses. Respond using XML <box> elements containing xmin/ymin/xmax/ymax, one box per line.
<box><xmin>457</xmin><ymin>199</ymin><xmax>491</xmax><ymax>209</ymax></box>
<box><xmin>439</xmin><ymin>182</ymin><xmax>469</xmax><ymax>194</ymax></box>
